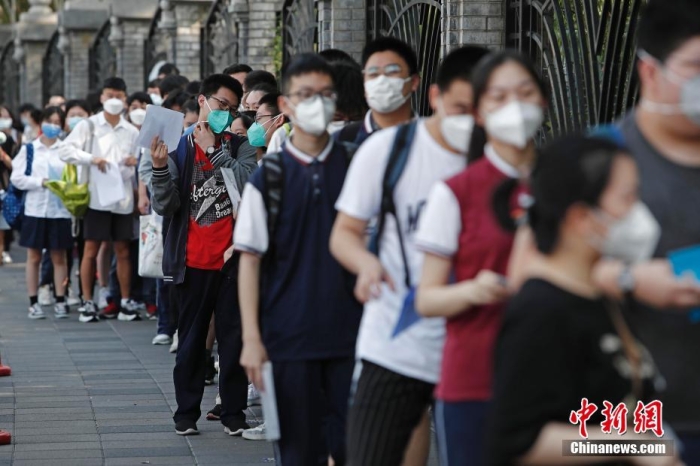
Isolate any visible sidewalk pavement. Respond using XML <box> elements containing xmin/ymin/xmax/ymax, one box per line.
<box><xmin>0</xmin><ymin>249</ymin><xmax>440</xmax><ymax>465</ymax></box>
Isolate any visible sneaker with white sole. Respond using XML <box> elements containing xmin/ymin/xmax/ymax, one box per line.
<box><xmin>247</xmin><ymin>384</ymin><xmax>261</xmax><ymax>407</ymax></box>
<box><xmin>175</xmin><ymin>420</ymin><xmax>199</xmax><ymax>436</ymax></box>
<box><xmin>118</xmin><ymin>299</ymin><xmax>142</xmax><ymax>321</ymax></box>
<box><xmin>223</xmin><ymin>418</ymin><xmax>250</xmax><ymax>436</ymax></box>
<box><xmin>242</xmin><ymin>423</ymin><xmax>267</xmax><ymax>441</ymax></box>
<box><xmin>54</xmin><ymin>302</ymin><xmax>69</xmax><ymax>319</ymax></box>
<box><xmin>78</xmin><ymin>301</ymin><xmax>100</xmax><ymax>323</ymax></box>
<box><xmin>97</xmin><ymin>287</ymin><xmax>110</xmax><ymax>309</ymax></box>
<box><xmin>28</xmin><ymin>303</ymin><xmax>46</xmax><ymax>320</ymax></box>
<box><xmin>152</xmin><ymin>334</ymin><xmax>173</xmax><ymax>345</ymax></box>
<box><xmin>67</xmin><ymin>287</ymin><xmax>81</xmax><ymax>306</ymax></box>
<box><xmin>38</xmin><ymin>285</ymin><xmax>54</xmax><ymax>306</ymax></box>
<box><xmin>169</xmin><ymin>333</ymin><xmax>179</xmax><ymax>353</ymax></box>
<box><xmin>1</xmin><ymin>252</ymin><xmax>12</xmax><ymax>264</ymax></box>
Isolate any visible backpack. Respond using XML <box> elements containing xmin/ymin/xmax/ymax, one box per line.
<box><xmin>2</xmin><ymin>143</ymin><xmax>34</xmax><ymax>230</ymax></box>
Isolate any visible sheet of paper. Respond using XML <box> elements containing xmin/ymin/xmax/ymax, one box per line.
<box><xmin>134</xmin><ymin>105</ymin><xmax>184</xmax><ymax>153</ymax></box>
<box><xmin>221</xmin><ymin>168</ymin><xmax>242</xmax><ymax>220</ymax></box>
<box><xmin>260</xmin><ymin>362</ymin><xmax>281</xmax><ymax>441</ymax></box>
<box><xmin>90</xmin><ymin>162</ymin><xmax>125</xmax><ymax>207</ymax></box>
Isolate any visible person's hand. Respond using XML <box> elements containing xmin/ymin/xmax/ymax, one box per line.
<box><xmin>462</xmin><ymin>270</ymin><xmax>510</xmax><ymax>306</ymax></box>
<box><xmin>240</xmin><ymin>338</ymin><xmax>268</xmax><ymax>391</ymax></box>
<box><xmin>635</xmin><ymin>260</ymin><xmax>700</xmax><ymax>309</ymax></box>
<box><xmin>41</xmin><ymin>178</ymin><xmax>49</xmax><ymax>188</ymax></box>
<box><xmin>138</xmin><ymin>193</ymin><xmax>150</xmax><ymax>215</ymax></box>
<box><xmin>150</xmin><ymin>136</ymin><xmax>169</xmax><ymax>169</ymax></box>
<box><xmin>223</xmin><ymin>245</ymin><xmax>235</xmax><ymax>263</ymax></box>
<box><xmin>91</xmin><ymin>157</ymin><xmax>109</xmax><ymax>173</ymax></box>
<box><xmin>354</xmin><ymin>255</ymin><xmax>395</xmax><ymax>303</ymax></box>
<box><xmin>193</xmin><ymin>122</ymin><xmax>216</xmax><ymax>153</ymax></box>
<box><xmin>124</xmin><ymin>156</ymin><xmax>138</xmax><ymax>167</ymax></box>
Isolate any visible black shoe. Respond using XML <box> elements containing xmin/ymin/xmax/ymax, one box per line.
<box><xmin>175</xmin><ymin>419</ymin><xmax>199</xmax><ymax>436</ymax></box>
<box><xmin>223</xmin><ymin>417</ymin><xmax>250</xmax><ymax>436</ymax></box>
<box><xmin>204</xmin><ymin>353</ymin><xmax>216</xmax><ymax>385</ymax></box>
<box><xmin>206</xmin><ymin>404</ymin><xmax>222</xmax><ymax>421</ymax></box>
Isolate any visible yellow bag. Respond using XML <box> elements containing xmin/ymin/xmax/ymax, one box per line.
<box><xmin>45</xmin><ymin>164</ymin><xmax>90</xmax><ymax>218</ymax></box>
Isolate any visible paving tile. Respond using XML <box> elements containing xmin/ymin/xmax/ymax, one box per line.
<box><xmin>105</xmin><ymin>457</ymin><xmax>196</xmax><ymax>466</ymax></box>
<box><xmin>104</xmin><ymin>446</ymin><xmax>192</xmax><ymax>458</ymax></box>
<box><xmin>13</xmin><ymin>440</ymin><xmax>102</xmax><ymax>451</ymax></box>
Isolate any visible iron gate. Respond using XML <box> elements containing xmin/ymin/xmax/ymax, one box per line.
<box><xmin>0</xmin><ymin>41</ymin><xmax>19</xmax><ymax>111</ymax></box>
<box><xmin>282</xmin><ymin>0</ymin><xmax>318</xmax><ymax>66</ymax></box>
<box><xmin>202</xmin><ymin>0</ymin><xmax>239</xmax><ymax>77</ymax></box>
<box><xmin>367</xmin><ymin>0</ymin><xmax>442</xmax><ymax>116</ymax></box>
<box><xmin>144</xmin><ymin>7</ymin><xmax>168</xmax><ymax>87</ymax></box>
<box><xmin>43</xmin><ymin>32</ymin><xmax>65</xmax><ymax>105</ymax></box>
<box><xmin>89</xmin><ymin>20</ymin><xmax>117</xmax><ymax>91</ymax></box>
<box><xmin>506</xmin><ymin>0</ymin><xmax>646</xmax><ymax>137</ymax></box>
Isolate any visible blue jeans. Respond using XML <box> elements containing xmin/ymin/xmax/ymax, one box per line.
<box><xmin>435</xmin><ymin>400</ymin><xmax>490</xmax><ymax>466</ymax></box>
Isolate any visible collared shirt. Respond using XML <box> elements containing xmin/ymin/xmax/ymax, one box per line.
<box><xmin>10</xmin><ymin>139</ymin><xmax>71</xmax><ymax>219</ymax></box>
<box><xmin>63</xmin><ymin>112</ymin><xmax>139</xmax><ymax>214</ymax></box>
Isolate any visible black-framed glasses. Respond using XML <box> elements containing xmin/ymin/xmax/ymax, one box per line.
<box><xmin>286</xmin><ymin>89</ymin><xmax>337</xmax><ymax>102</ymax></box>
<box><xmin>207</xmin><ymin>95</ymin><xmax>238</xmax><ymax>116</ymax></box>
<box><xmin>255</xmin><ymin>114</ymin><xmax>275</xmax><ymax>124</ymax></box>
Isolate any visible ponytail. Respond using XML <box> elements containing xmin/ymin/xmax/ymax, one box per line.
<box><xmin>468</xmin><ymin>125</ymin><xmax>487</xmax><ymax>164</ymax></box>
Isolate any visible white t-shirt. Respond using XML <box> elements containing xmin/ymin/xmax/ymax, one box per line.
<box><xmin>335</xmin><ymin>120</ymin><xmax>466</xmax><ymax>383</ymax></box>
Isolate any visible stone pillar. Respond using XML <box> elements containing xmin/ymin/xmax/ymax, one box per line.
<box><xmin>444</xmin><ymin>0</ymin><xmax>506</xmax><ymax>52</ymax></box>
<box><xmin>231</xmin><ymin>0</ymin><xmax>250</xmax><ymax>65</ymax></box>
<box><xmin>247</xmin><ymin>0</ymin><xmax>283</xmax><ymax>72</ymax></box>
<box><xmin>172</xmin><ymin>0</ymin><xmax>212</xmax><ymax>80</ymax></box>
<box><xmin>329</xmin><ymin>0</ymin><xmax>365</xmax><ymax>61</ymax></box>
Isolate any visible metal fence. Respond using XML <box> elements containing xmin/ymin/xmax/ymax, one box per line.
<box><xmin>202</xmin><ymin>0</ymin><xmax>239</xmax><ymax>78</ymax></box>
<box><xmin>0</xmin><ymin>42</ymin><xmax>19</xmax><ymax>111</ymax></box>
<box><xmin>88</xmin><ymin>20</ymin><xmax>117</xmax><ymax>92</ymax></box>
<box><xmin>282</xmin><ymin>0</ymin><xmax>318</xmax><ymax>67</ymax></box>
<box><xmin>43</xmin><ymin>31</ymin><xmax>65</xmax><ymax>105</ymax></box>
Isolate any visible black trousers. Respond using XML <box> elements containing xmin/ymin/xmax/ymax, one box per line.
<box><xmin>273</xmin><ymin>357</ymin><xmax>355</xmax><ymax>466</ymax></box>
<box><xmin>172</xmin><ymin>266</ymin><xmax>247</xmax><ymax>424</ymax></box>
<box><xmin>346</xmin><ymin>360</ymin><xmax>435</xmax><ymax>466</ymax></box>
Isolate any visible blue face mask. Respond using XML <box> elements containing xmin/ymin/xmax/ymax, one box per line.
<box><xmin>41</xmin><ymin>123</ymin><xmax>62</xmax><ymax>139</ymax></box>
<box><xmin>67</xmin><ymin>116</ymin><xmax>85</xmax><ymax>131</ymax></box>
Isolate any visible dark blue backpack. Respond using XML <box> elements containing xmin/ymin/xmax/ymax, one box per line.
<box><xmin>2</xmin><ymin>143</ymin><xmax>34</xmax><ymax>230</ymax></box>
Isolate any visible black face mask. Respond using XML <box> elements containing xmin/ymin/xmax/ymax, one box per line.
<box><xmin>242</xmin><ymin>110</ymin><xmax>257</xmax><ymax>120</ymax></box>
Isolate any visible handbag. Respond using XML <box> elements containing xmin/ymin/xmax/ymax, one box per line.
<box><xmin>45</xmin><ymin>163</ymin><xmax>90</xmax><ymax>218</ymax></box>
<box><xmin>138</xmin><ymin>213</ymin><xmax>164</xmax><ymax>278</ymax></box>
<box><xmin>2</xmin><ymin>143</ymin><xmax>34</xmax><ymax>230</ymax></box>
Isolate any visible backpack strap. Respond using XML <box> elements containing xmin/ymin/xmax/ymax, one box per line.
<box><xmin>262</xmin><ymin>151</ymin><xmax>284</xmax><ymax>258</ymax></box>
<box><xmin>84</xmin><ymin>119</ymin><xmax>95</xmax><ymax>153</ymax></box>
<box><xmin>368</xmin><ymin>120</ymin><xmax>418</xmax><ymax>288</ymax></box>
<box><xmin>25</xmin><ymin>143</ymin><xmax>34</xmax><ymax>176</ymax></box>
<box><xmin>336</xmin><ymin>121</ymin><xmax>362</xmax><ymax>145</ymax></box>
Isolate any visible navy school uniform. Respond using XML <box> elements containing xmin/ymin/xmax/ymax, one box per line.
<box><xmin>234</xmin><ymin>138</ymin><xmax>362</xmax><ymax>466</ymax></box>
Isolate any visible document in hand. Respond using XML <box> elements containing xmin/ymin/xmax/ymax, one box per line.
<box><xmin>90</xmin><ymin>162</ymin><xmax>125</xmax><ymax>207</ymax></box>
<box><xmin>260</xmin><ymin>362</ymin><xmax>281</xmax><ymax>441</ymax></box>
<box><xmin>134</xmin><ymin>105</ymin><xmax>184</xmax><ymax>152</ymax></box>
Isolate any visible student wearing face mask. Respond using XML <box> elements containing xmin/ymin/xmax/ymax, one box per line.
<box><xmin>588</xmin><ymin>1</ymin><xmax>700</xmax><ymax>461</ymax></box>
<box><xmin>235</xmin><ymin>54</ymin><xmax>362</xmax><ymax>465</ymax></box>
<box><xmin>247</xmin><ymin>91</ymin><xmax>285</xmax><ymax>163</ymax></box>
<box><xmin>330</xmin><ymin>45</ymin><xmax>489</xmax><ymax>466</ymax></box>
<box><xmin>413</xmin><ymin>50</ymin><xmax>547</xmax><ymax>465</ymax></box>
<box><xmin>484</xmin><ymin>135</ymin><xmax>681</xmax><ymax>466</ymax></box>
<box><xmin>61</xmin><ymin>77</ymin><xmax>140</xmax><ymax>324</ymax></box>
<box><xmin>0</xmin><ymin>105</ymin><xmax>18</xmax><ymax>266</ymax></box>
<box><xmin>149</xmin><ymin>74</ymin><xmax>256</xmax><ymax>437</ymax></box>
<box><xmin>335</xmin><ymin>37</ymin><xmax>420</xmax><ymax>147</ymax></box>
<box><xmin>10</xmin><ymin>107</ymin><xmax>76</xmax><ymax>320</ymax></box>
<box><xmin>64</xmin><ymin>100</ymin><xmax>91</xmax><ymax>134</ymax></box>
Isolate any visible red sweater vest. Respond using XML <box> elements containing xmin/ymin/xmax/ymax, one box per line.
<box><xmin>437</xmin><ymin>156</ymin><xmax>522</xmax><ymax>402</ymax></box>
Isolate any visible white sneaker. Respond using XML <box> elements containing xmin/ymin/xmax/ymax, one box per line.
<box><xmin>118</xmin><ymin>299</ymin><xmax>142</xmax><ymax>321</ymax></box>
<box><xmin>67</xmin><ymin>287</ymin><xmax>81</xmax><ymax>306</ymax></box>
<box><xmin>78</xmin><ymin>301</ymin><xmax>100</xmax><ymax>323</ymax></box>
<box><xmin>247</xmin><ymin>384</ymin><xmax>261</xmax><ymax>407</ymax></box>
<box><xmin>169</xmin><ymin>333</ymin><xmax>178</xmax><ymax>353</ymax></box>
<box><xmin>242</xmin><ymin>424</ymin><xmax>266</xmax><ymax>441</ymax></box>
<box><xmin>28</xmin><ymin>303</ymin><xmax>46</xmax><ymax>320</ymax></box>
<box><xmin>97</xmin><ymin>287</ymin><xmax>110</xmax><ymax>309</ymax></box>
<box><xmin>152</xmin><ymin>334</ymin><xmax>172</xmax><ymax>345</ymax></box>
<box><xmin>54</xmin><ymin>302</ymin><xmax>69</xmax><ymax>319</ymax></box>
<box><xmin>2</xmin><ymin>252</ymin><xmax>12</xmax><ymax>264</ymax></box>
<box><xmin>38</xmin><ymin>285</ymin><xmax>54</xmax><ymax>306</ymax></box>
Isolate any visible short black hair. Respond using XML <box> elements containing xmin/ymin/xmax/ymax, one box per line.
<box><xmin>127</xmin><ymin>92</ymin><xmax>153</xmax><ymax>107</ymax></box>
<box><xmin>249</xmin><ymin>83</ymin><xmax>278</xmax><ymax>96</ymax></box>
<box><xmin>158</xmin><ymin>63</ymin><xmax>179</xmax><ymax>76</ymax></box>
<box><xmin>159</xmin><ymin>74</ymin><xmax>189</xmax><ymax>98</ymax></box>
<box><xmin>162</xmin><ymin>89</ymin><xmax>193</xmax><ymax>111</ymax></box>
<box><xmin>185</xmin><ymin>81</ymin><xmax>201</xmax><ymax>95</ymax></box>
<box><xmin>200</xmin><ymin>73</ymin><xmax>244</xmax><ymax>106</ymax></box>
<box><xmin>637</xmin><ymin>0</ymin><xmax>700</xmax><ymax>62</ymax></box>
<box><xmin>147</xmin><ymin>79</ymin><xmax>161</xmax><ymax>89</ymax></box>
<box><xmin>30</xmin><ymin>108</ymin><xmax>43</xmax><ymax>125</ymax></box>
<box><xmin>18</xmin><ymin>103</ymin><xmax>36</xmax><ymax>114</ymax></box>
<box><xmin>362</xmin><ymin>37</ymin><xmax>419</xmax><ymax>75</ymax></box>
<box><xmin>436</xmin><ymin>46</ymin><xmax>490</xmax><ymax>91</ymax></box>
<box><xmin>282</xmin><ymin>53</ymin><xmax>334</xmax><ymax>94</ymax></box>
<box><xmin>233</xmin><ymin>113</ymin><xmax>254</xmax><ymax>130</ymax></box>
<box><xmin>244</xmin><ymin>70</ymin><xmax>278</xmax><ymax>92</ymax></box>
<box><xmin>257</xmin><ymin>91</ymin><xmax>282</xmax><ymax>115</ymax></box>
<box><xmin>182</xmin><ymin>99</ymin><xmax>199</xmax><ymax>115</ymax></box>
<box><xmin>42</xmin><ymin>106</ymin><xmax>66</xmax><ymax>129</ymax></box>
<box><xmin>223</xmin><ymin>63</ymin><xmax>252</xmax><ymax>75</ymax></box>
<box><xmin>319</xmin><ymin>49</ymin><xmax>360</xmax><ymax>69</ymax></box>
<box><xmin>65</xmin><ymin>99</ymin><xmax>92</xmax><ymax>115</ymax></box>
<box><xmin>332</xmin><ymin>62</ymin><xmax>368</xmax><ymax>121</ymax></box>
<box><xmin>85</xmin><ymin>91</ymin><xmax>102</xmax><ymax>113</ymax></box>
<box><xmin>102</xmin><ymin>77</ymin><xmax>127</xmax><ymax>93</ymax></box>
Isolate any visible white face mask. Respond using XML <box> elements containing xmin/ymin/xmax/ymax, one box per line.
<box><xmin>485</xmin><ymin>100</ymin><xmax>544</xmax><ymax>149</ymax></box>
<box><xmin>150</xmin><ymin>93</ymin><xmax>163</xmax><ymax>106</ymax></box>
<box><xmin>129</xmin><ymin>108</ymin><xmax>147</xmax><ymax>126</ymax></box>
<box><xmin>289</xmin><ymin>95</ymin><xmax>336</xmax><ymax>137</ymax></box>
<box><xmin>103</xmin><ymin>98</ymin><xmax>125</xmax><ymax>116</ymax></box>
<box><xmin>0</xmin><ymin>118</ymin><xmax>12</xmax><ymax>130</ymax></box>
<box><xmin>437</xmin><ymin>99</ymin><xmax>474</xmax><ymax>153</ymax></box>
<box><xmin>598</xmin><ymin>202</ymin><xmax>661</xmax><ymax>264</ymax></box>
<box><xmin>365</xmin><ymin>75</ymin><xmax>411</xmax><ymax>114</ymax></box>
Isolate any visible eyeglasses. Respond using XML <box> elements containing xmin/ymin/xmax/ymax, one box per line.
<box><xmin>363</xmin><ymin>64</ymin><xmax>405</xmax><ymax>80</ymax></box>
<box><xmin>286</xmin><ymin>89</ymin><xmax>337</xmax><ymax>102</ymax></box>
<box><xmin>255</xmin><ymin>114</ymin><xmax>275</xmax><ymax>124</ymax></box>
<box><xmin>207</xmin><ymin>95</ymin><xmax>238</xmax><ymax>116</ymax></box>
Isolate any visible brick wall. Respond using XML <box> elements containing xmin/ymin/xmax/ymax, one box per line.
<box><xmin>174</xmin><ymin>3</ymin><xmax>210</xmax><ymax>80</ymax></box>
<box><xmin>328</xmin><ymin>0</ymin><xmax>365</xmax><ymax>61</ymax></box>
<box><xmin>64</xmin><ymin>31</ymin><xmax>94</xmax><ymax>99</ymax></box>
<box><xmin>118</xmin><ymin>19</ymin><xmax>151</xmax><ymax>92</ymax></box>
<box><xmin>246</xmin><ymin>0</ymin><xmax>283</xmax><ymax>72</ymax></box>
<box><xmin>445</xmin><ymin>0</ymin><xmax>506</xmax><ymax>52</ymax></box>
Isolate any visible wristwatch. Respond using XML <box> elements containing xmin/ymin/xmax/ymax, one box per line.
<box><xmin>618</xmin><ymin>265</ymin><xmax>636</xmax><ymax>297</ymax></box>
<box><xmin>206</xmin><ymin>146</ymin><xmax>216</xmax><ymax>156</ymax></box>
